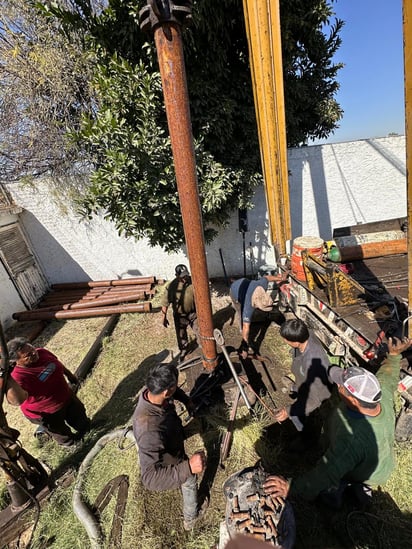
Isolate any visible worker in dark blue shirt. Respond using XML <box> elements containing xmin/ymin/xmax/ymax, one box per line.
<box><xmin>230</xmin><ymin>275</ymin><xmax>280</xmax><ymax>357</ymax></box>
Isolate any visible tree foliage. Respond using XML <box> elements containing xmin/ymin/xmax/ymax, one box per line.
<box><xmin>0</xmin><ymin>0</ymin><xmax>343</xmax><ymax>251</ymax></box>
<box><xmin>280</xmin><ymin>0</ymin><xmax>344</xmax><ymax>146</ymax></box>
<box><xmin>0</xmin><ymin>0</ymin><xmax>94</xmax><ymax>185</ymax></box>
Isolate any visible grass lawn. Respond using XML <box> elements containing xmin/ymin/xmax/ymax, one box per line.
<box><xmin>1</xmin><ymin>284</ymin><xmax>412</xmax><ymax>548</ymax></box>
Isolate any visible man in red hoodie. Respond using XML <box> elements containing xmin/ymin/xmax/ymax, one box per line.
<box><xmin>8</xmin><ymin>337</ymin><xmax>90</xmax><ymax>447</ymax></box>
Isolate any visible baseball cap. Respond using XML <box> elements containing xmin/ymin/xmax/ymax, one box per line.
<box><xmin>329</xmin><ymin>365</ymin><xmax>382</xmax><ymax>404</ymax></box>
<box><xmin>175</xmin><ymin>264</ymin><xmax>190</xmax><ymax>277</ymax></box>
<box><xmin>251</xmin><ymin>286</ymin><xmax>273</xmax><ymax>312</ymax></box>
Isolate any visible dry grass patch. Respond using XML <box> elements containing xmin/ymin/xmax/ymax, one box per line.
<box><xmin>1</xmin><ymin>297</ymin><xmax>412</xmax><ymax>549</ymax></box>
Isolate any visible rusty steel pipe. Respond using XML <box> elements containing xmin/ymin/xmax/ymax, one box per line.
<box><xmin>51</xmin><ymin>276</ymin><xmax>156</xmax><ymax>290</ymax></box>
<box><xmin>40</xmin><ymin>285</ymin><xmax>152</xmax><ymax>303</ymax></box>
<box><xmin>12</xmin><ymin>302</ymin><xmax>152</xmax><ymax>321</ymax></box>
<box><xmin>70</xmin><ymin>292</ymin><xmax>147</xmax><ymax>308</ymax></box>
<box><xmin>153</xmin><ymin>22</ymin><xmax>217</xmax><ymax>370</ymax></box>
<box><xmin>34</xmin><ymin>292</ymin><xmax>147</xmax><ymax>312</ymax></box>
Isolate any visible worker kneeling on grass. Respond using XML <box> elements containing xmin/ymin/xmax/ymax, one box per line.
<box><xmin>264</xmin><ymin>337</ymin><xmax>410</xmax><ymax>508</ymax></box>
<box><xmin>133</xmin><ymin>362</ymin><xmax>207</xmax><ymax>530</ymax></box>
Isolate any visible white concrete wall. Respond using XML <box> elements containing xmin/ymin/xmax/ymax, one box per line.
<box><xmin>6</xmin><ymin>181</ymin><xmax>275</xmax><ymax>284</ymax></box>
<box><xmin>5</xmin><ymin>135</ymin><xmax>407</xmax><ymax>290</ymax></box>
<box><xmin>287</xmin><ymin>136</ymin><xmax>407</xmax><ymax>240</ymax></box>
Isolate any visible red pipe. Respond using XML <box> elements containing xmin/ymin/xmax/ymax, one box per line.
<box><xmin>35</xmin><ymin>292</ymin><xmax>147</xmax><ymax>312</ymax></box>
<box><xmin>51</xmin><ymin>277</ymin><xmax>156</xmax><ymax>290</ymax></box>
<box><xmin>12</xmin><ymin>302</ymin><xmax>152</xmax><ymax>321</ymax></box>
<box><xmin>39</xmin><ymin>285</ymin><xmax>153</xmax><ymax>306</ymax></box>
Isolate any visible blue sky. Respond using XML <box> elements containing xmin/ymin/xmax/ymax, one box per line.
<box><xmin>316</xmin><ymin>0</ymin><xmax>405</xmax><ymax>144</ymax></box>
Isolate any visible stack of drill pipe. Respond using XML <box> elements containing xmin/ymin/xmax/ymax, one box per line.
<box><xmin>39</xmin><ymin>281</ymin><xmax>155</xmax><ymax>304</ymax></box>
<box><xmin>50</xmin><ymin>276</ymin><xmax>156</xmax><ymax>290</ymax></box>
<box><xmin>13</xmin><ymin>302</ymin><xmax>152</xmax><ymax>321</ymax></box>
<box><xmin>38</xmin><ymin>286</ymin><xmax>152</xmax><ymax>308</ymax></box>
<box><xmin>331</xmin><ymin>230</ymin><xmax>407</xmax><ymax>262</ymax></box>
<box><xmin>13</xmin><ymin>276</ymin><xmax>156</xmax><ymax>321</ymax></box>
<box><xmin>35</xmin><ymin>292</ymin><xmax>149</xmax><ymax>312</ymax></box>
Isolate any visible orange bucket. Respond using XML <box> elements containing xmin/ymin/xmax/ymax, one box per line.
<box><xmin>291</xmin><ymin>236</ymin><xmax>324</xmax><ymax>281</ymax></box>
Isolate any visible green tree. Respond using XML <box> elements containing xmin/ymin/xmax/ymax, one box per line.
<box><xmin>0</xmin><ymin>0</ymin><xmax>94</xmax><ymax>187</ymax></box>
<box><xmin>1</xmin><ymin>0</ymin><xmax>343</xmax><ymax>251</ymax></box>
<box><xmin>280</xmin><ymin>0</ymin><xmax>344</xmax><ymax>146</ymax></box>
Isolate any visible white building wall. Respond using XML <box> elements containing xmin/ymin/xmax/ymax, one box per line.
<box><xmin>6</xmin><ymin>180</ymin><xmax>275</xmax><ymax>284</ymax></box>
<box><xmin>4</xmin><ymin>135</ymin><xmax>407</xmax><ymax>293</ymax></box>
<box><xmin>287</xmin><ymin>136</ymin><xmax>407</xmax><ymax>240</ymax></box>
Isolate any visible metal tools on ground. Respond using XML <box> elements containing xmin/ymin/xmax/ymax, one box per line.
<box><xmin>219</xmin><ymin>387</ymin><xmax>241</xmax><ymax>467</ymax></box>
<box><xmin>213</xmin><ymin>328</ymin><xmax>252</xmax><ymax>411</ymax></box>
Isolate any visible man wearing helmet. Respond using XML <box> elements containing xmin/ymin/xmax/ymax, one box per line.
<box><xmin>160</xmin><ymin>264</ymin><xmax>198</xmax><ymax>362</ymax></box>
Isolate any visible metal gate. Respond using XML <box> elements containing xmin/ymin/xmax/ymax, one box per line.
<box><xmin>0</xmin><ymin>223</ymin><xmax>48</xmax><ymax>308</ymax></box>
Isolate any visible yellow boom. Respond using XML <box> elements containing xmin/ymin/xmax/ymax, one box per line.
<box><xmin>242</xmin><ymin>0</ymin><xmax>291</xmax><ymax>256</ymax></box>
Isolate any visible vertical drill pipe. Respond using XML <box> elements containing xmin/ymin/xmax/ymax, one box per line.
<box><xmin>154</xmin><ymin>22</ymin><xmax>217</xmax><ymax>370</ymax></box>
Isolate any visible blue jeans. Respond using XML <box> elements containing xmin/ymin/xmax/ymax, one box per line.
<box><xmin>181</xmin><ymin>473</ymin><xmax>198</xmax><ymax>520</ymax></box>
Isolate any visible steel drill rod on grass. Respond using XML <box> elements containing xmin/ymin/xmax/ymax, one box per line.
<box><xmin>220</xmin><ymin>386</ymin><xmax>241</xmax><ymax>466</ymax></box>
<box><xmin>36</xmin><ymin>292</ymin><xmax>147</xmax><ymax>312</ymax></box>
<box><xmin>75</xmin><ymin>314</ymin><xmax>120</xmax><ymax>382</ymax></box>
<box><xmin>51</xmin><ymin>276</ymin><xmax>156</xmax><ymax>290</ymax></box>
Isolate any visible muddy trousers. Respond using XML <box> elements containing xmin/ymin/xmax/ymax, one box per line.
<box><xmin>181</xmin><ymin>473</ymin><xmax>198</xmax><ymax>521</ymax></box>
<box><xmin>173</xmin><ymin>312</ymin><xmax>198</xmax><ymax>352</ymax></box>
<box><xmin>27</xmin><ymin>393</ymin><xmax>91</xmax><ymax>447</ymax></box>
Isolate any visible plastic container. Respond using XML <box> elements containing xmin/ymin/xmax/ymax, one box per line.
<box><xmin>398</xmin><ymin>375</ymin><xmax>412</xmax><ymax>393</ymax></box>
<box><xmin>291</xmin><ymin>236</ymin><xmax>324</xmax><ymax>281</ymax></box>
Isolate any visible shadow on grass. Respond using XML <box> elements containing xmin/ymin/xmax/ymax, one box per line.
<box><xmin>53</xmin><ymin>349</ymin><xmax>170</xmax><ymax>474</ymax></box>
<box><xmin>291</xmin><ymin>490</ymin><xmax>412</xmax><ymax>549</ymax></box>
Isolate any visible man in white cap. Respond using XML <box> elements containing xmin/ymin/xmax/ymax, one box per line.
<box><xmin>263</xmin><ymin>336</ymin><xmax>411</xmax><ymax>507</ymax></box>
<box><xmin>230</xmin><ymin>275</ymin><xmax>280</xmax><ymax>357</ymax></box>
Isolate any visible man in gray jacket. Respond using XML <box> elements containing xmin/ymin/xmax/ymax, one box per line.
<box><xmin>274</xmin><ymin>318</ymin><xmax>334</xmax><ymax>445</ymax></box>
<box><xmin>133</xmin><ymin>362</ymin><xmax>206</xmax><ymax>530</ymax></box>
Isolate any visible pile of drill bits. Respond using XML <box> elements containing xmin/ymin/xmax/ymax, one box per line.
<box><xmin>228</xmin><ymin>492</ymin><xmax>285</xmax><ymax>544</ymax></box>
<box><xmin>223</xmin><ymin>467</ymin><xmax>294</xmax><ymax>547</ymax></box>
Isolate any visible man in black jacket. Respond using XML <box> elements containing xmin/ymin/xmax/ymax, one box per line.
<box><xmin>133</xmin><ymin>362</ymin><xmax>206</xmax><ymax>530</ymax></box>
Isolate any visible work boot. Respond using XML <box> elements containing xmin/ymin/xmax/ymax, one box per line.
<box><xmin>183</xmin><ymin>497</ymin><xmax>209</xmax><ymax>531</ymax></box>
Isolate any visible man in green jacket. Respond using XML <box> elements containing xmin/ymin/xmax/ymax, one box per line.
<box><xmin>160</xmin><ymin>264</ymin><xmax>198</xmax><ymax>362</ymax></box>
<box><xmin>264</xmin><ymin>337</ymin><xmax>410</xmax><ymax>507</ymax></box>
